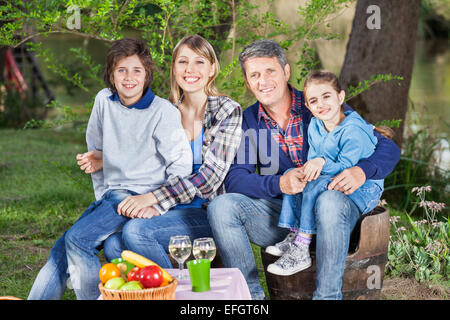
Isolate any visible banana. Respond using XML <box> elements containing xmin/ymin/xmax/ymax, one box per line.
<box><xmin>121</xmin><ymin>250</ymin><xmax>173</xmax><ymax>284</ymax></box>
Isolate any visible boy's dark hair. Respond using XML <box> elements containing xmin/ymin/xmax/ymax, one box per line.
<box><xmin>103</xmin><ymin>38</ymin><xmax>154</xmax><ymax>93</ymax></box>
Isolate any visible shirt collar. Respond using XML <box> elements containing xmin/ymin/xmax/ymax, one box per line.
<box><xmin>109</xmin><ymin>87</ymin><xmax>155</xmax><ymax>109</ymax></box>
<box><xmin>257</xmin><ymin>84</ymin><xmax>302</xmax><ymax>123</ymax></box>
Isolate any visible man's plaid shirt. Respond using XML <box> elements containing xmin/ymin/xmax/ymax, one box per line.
<box><xmin>258</xmin><ymin>85</ymin><xmax>305</xmax><ymax>167</ymax></box>
<box><xmin>152</xmin><ymin>95</ymin><xmax>243</xmax><ymax>212</ymax></box>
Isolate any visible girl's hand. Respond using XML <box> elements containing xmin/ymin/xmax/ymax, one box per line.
<box><xmin>118</xmin><ymin>193</ymin><xmax>158</xmax><ymax>217</ymax></box>
<box><xmin>303</xmin><ymin>158</ymin><xmax>325</xmax><ymax>182</ymax></box>
<box><xmin>76</xmin><ymin>150</ymin><xmax>103</xmax><ymax>174</ymax></box>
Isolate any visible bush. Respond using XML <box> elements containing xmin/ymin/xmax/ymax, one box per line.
<box><xmin>386</xmin><ymin>186</ymin><xmax>449</xmax><ymax>283</ymax></box>
<box><xmin>0</xmin><ymin>86</ymin><xmax>47</xmax><ymax>128</ymax></box>
<box><xmin>384</xmin><ymin>127</ymin><xmax>450</xmax><ymax>216</ymax></box>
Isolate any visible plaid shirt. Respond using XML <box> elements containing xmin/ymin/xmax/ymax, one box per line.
<box><xmin>152</xmin><ymin>95</ymin><xmax>243</xmax><ymax>211</ymax></box>
<box><xmin>258</xmin><ymin>85</ymin><xmax>305</xmax><ymax>167</ymax></box>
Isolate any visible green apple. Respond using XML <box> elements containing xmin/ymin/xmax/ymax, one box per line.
<box><xmin>104</xmin><ymin>277</ymin><xmax>126</xmax><ymax>290</ymax></box>
<box><xmin>119</xmin><ymin>280</ymin><xmax>143</xmax><ymax>290</ymax></box>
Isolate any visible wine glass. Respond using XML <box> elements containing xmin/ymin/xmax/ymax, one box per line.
<box><xmin>193</xmin><ymin>237</ymin><xmax>216</xmax><ymax>262</ymax></box>
<box><xmin>169</xmin><ymin>235</ymin><xmax>192</xmax><ymax>280</ymax></box>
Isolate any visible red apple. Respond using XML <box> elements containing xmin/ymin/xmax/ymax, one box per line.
<box><xmin>127</xmin><ymin>266</ymin><xmax>141</xmax><ymax>282</ymax></box>
<box><xmin>138</xmin><ymin>266</ymin><xmax>163</xmax><ymax>288</ymax></box>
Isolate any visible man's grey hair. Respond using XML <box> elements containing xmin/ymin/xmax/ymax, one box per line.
<box><xmin>238</xmin><ymin>39</ymin><xmax>288</xmax><ymax>78</ymax></box>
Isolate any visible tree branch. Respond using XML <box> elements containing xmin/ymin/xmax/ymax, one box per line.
<box><xmin>13</xmin><ymin>30</ymin><xmax>113</xmax><ymax>48</ymax></box>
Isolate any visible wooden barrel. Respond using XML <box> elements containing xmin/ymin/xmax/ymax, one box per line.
<box><xmin>261</xmin><ymin>207</ymin><xmax>390</xmax><ymax>300</ymax></box>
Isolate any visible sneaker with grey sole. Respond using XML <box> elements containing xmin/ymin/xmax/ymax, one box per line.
<box><xmin>266</xmin><ymin>243</ymin><xmax>312</xmax><ymax>276</ymax></box>
<box><xmin>265</xmin><ymin>231</ymin><xmax>297</xmax><ymax>257</ymax></box>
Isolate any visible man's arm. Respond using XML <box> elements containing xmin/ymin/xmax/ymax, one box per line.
<box><xmin>329</xmin><ymin>130</ymin><xmax>401</xmax><ymax>194</ymax></box>
<box><xmin>224</xmin><ymin>118</ymin><xmax>305</xmax><ymax>198</ymax></box>
<box><xmin>356</xmin><ymin>130</ymin><xmax>401</xmax><ymax>180</ymax></box>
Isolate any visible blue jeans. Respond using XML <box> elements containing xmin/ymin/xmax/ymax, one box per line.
<box><xmin>103</xmin><ymin>207</ymin><xmax>213</xmax><ymax>269</ymax></box>
<box><xmin>28</xmin><ymin>189</ymin><xmax>134</xmax><ymax>300</ymax></box>
<box><xmin>206</xmin><ymin>194</ymin><xmax>288</xmax><ymax>300</ymax></box>
<box><xmin>207</xmin><ymin>190</ymin><xmax>361</xmax><ymax>300</ymax></box>
<box><xmin>279</xmin><ymin>175</ymin><xmax>334</xmax><ymax>233</ymax></box>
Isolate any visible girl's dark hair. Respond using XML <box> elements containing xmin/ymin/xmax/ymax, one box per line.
<box><xmin>103</xmin><ymin>38</ymin><xmax>154</xmax><ymax>93</ymax></box>
<box><xmin>303</xmin><ymin>70</ymin><xmax>342</xmax><ymax>101</ymax></box>
<box><xmin>304</xmin><ymin>70</ymin><xmax>395</xmax><ymax>139</ymax></box>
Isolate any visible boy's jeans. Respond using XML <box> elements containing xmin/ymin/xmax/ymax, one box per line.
<box><xmin>28</xmin><ymin>189</ymin><xmax>134</xmax><ymax>300</ymax></box>
<box><xmin>207</xmin><ymin>190</ymin><xmax>361</xmax><ymax>300</ymax></box>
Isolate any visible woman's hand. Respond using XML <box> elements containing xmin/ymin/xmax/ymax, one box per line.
<box><xmin>135</xmin><ymin>206</ymin><xmax>161</xmax><ymax>219</ymax></box>
<box><xmin>118</xmin><ymin>193</ymin><xmax>158</xmax><ymax>217</ymax></box>
<box><xmin>303</xmin><ymin>158</ymin><xmax>325</xmax><ymax>182</ymax></box>
<box><xmin>76</xmin><ymin>150</ymin><xmax>103</xmax><ymax>174</ymax></box>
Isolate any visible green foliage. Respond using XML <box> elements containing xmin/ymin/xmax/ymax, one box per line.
<box><xmin>345</xmin><ymin>73</ymin><xmax>404</xmax><ymax>101</ymax></box>
<box><xmin>386</xmin><ymin>187</ymin><xmax>448</xmax><ymax>283</ymax></box>
<box><xmin>384</xmin><ymin>127</ymin><xmax>450</xmax><ymax>215</ymax></box>
<box><xmin>0</xmin><ymin>86</ymin><xmax>47</xmax><ymax>128</ymax></box>
<box><xmin>1</xmin><ymin>0</ymin><xmax>359</xmax><ymax>124</ymax></box>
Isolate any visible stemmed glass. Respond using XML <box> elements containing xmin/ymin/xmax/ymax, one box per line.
<box><xmin>169</xmin><ymin>235</ymin><xmax>192</xmax><ymax>280</ymax></box>
<box><xmin>193</xmin><ymin>237</ymin><xmax>216</xmax><ymax>262</ymax></box>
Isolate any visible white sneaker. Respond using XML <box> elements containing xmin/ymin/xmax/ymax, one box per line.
<box><xmin>265</xmin><ymin>231</ymin><xmax>297</xmax><ymax>257</ymax></box>
<box><xmin>267</xmin><ymin>243</ymin><xmax>312</xmax><ymax>276</ymax></box>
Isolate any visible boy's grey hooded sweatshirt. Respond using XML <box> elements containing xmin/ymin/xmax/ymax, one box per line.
<box><xmin>86</xmin><ymin>88</ymin><xmax>192</xmax><ymax>201</ymax></box>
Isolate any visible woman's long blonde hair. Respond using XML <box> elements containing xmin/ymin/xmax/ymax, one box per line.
<box><xmin>169</xmin><ymin>34</ymin><xmax>222</xmax><ymax>105</ymax></box>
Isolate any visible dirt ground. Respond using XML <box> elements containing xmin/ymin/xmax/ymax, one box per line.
<box><xmin>381</xmin><ymin>277</ymin><xmax>449</xmax><ymax>300</ymax></box>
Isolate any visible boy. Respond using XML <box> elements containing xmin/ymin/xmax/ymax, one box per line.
<box><xmin>28</xmin><ymin>38</ymin><xmax>192</xmax><ymax>300</ymax></box>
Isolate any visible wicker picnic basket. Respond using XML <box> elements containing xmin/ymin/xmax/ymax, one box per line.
<box><xmin>99</xmin><ymin>279</ymin><xmax>178</xmax><ymax>300</ymax></box>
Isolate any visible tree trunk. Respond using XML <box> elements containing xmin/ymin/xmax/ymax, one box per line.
<box><xmin>339</xmin><ymin>0</ymin><xmax>422</xmax><ymax>147</ymax></box>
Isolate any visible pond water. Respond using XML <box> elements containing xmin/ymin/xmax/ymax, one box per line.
<box><xmin>408</xmin><ymin>39</ymin><xmax>450</xmax><ymax>170</ymax></box>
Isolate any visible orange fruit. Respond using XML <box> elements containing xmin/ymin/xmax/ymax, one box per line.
<box><xmin>99</xmin><ymin>263</ymin><xmax>121</xmax><ymax>284</ymax></box>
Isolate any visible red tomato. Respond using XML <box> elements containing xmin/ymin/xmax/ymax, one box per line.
<box><xmin>138</xmin><ymin>266</ymin><xmax>163</xmax><ymax>288</ymax></box>
<box><xmin>127</xmin><ymin>266</ymin><xmax>141</xmax><ymax>282</ymax></box>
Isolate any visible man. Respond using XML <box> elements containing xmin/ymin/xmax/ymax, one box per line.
<box><xmin>206</xmin><ymin>40</ymin><xmax>400</xmax><ymax>300</ymax></box>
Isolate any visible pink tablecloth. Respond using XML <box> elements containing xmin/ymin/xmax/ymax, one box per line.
<box><xmin>167</xmin><ymin>268</ymin><xmax>252</xmax><ymax>300</ymax></box>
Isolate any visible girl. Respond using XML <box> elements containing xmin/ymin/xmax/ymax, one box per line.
<box><xmin>266</xmin><ymin>70</ymin><xmax>392</xmax><ymax>276</ymax></box>
<box><xmin>79</xmin><ymin>35</ymin><xmax>243</xmax><ymax>269</ymax></box>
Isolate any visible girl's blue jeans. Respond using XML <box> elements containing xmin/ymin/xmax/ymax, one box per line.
<box><xmin>28</xmin><ymin>189</ymin><xmax>135</xmax><ymax>300</ymax></box>
<box><xmin>279</xmin><ymin>171</ymin><xmax>383</xmax><ymax>233</ymax></box>
<box><xmin>279</xmin><ymin>175</ymin><xmax>335</xmax><ymax>233</ymax></box>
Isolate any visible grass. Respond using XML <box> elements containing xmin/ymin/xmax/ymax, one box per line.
<box><xmin>1</xmin><ymin>128</ymin><xmax>447</xmax><ymax>300</ymax></box>
<box><xmin>0</xmin><ymin>127</ymin><xmax>94</xmax><ymax>299</ymax></box>
<box><xmin>0</xmin><ymin>127</ymin><xmax>269</xmax><ymax>300</ymax></box>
